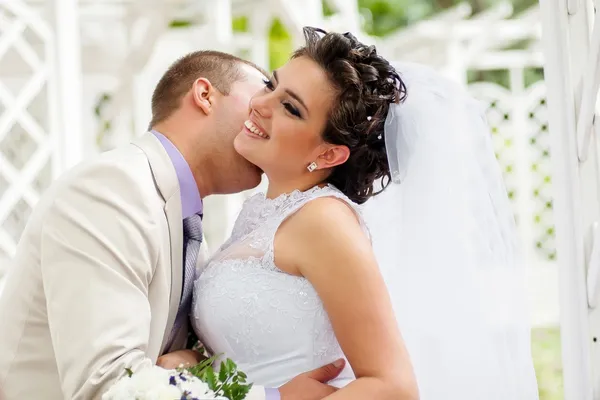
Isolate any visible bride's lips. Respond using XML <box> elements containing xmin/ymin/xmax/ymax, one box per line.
<box><xmin>243</xmin><ymin>119</ymin><xmax>270</xmax><ymax>139</ymax></box>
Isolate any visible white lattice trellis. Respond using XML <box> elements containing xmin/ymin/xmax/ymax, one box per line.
<box><xmin>469</xmin><ymin>79</ymin><xmax>555</xmax><ymax>262</ymax></box>
<box><xmin>524</xmin><ymin>82</ymin><xmax>556</xmax><ymax>261</ymax></box>
<box><xmin>0</xmin><ymin>0</ymin><xmax>82</xmax><ymax>264</ymax></box>
<box><xmin>0</xmin><ymin>2</ymin><xmax>56</xmax><ymax>259</ymax></box>
<box><xmin>469</xmin><ymin>83</ymin><xmax>519</xmax><ymax>204</ymax></box>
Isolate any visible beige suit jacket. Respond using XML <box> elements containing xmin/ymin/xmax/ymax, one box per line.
<box><xmin>0</xmin><ymin>133</ymin><xmax>266</xmax><ymax>400</ymax></box>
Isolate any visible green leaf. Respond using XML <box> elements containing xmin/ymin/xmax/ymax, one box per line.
<box><xmin>186</xmin><ymin>355</ymin><xmax>217</xmax><ymax>378</ymax></box>
<box><xmin>124</xmin><ymin>368</ymin><xmax>133</xmax><ymax>377</ymax></box>
<box><xmin>185</xmin><ymin>355</ymin><xmax>253</xmax><ymax>400</ymax></box>
<box><xmin>226</xmin><ymin>359</ymin><xmax>236</xmax><ymax>372</ymax></box>
<box><xmin>219</xmin><ymin>362</ymin><xmax>228</xmax><ymax>383</ymax></box>
<box><xmin>205</xmin><ymin>367</ymin><xmax>217</xmax><ymax>391</ymax></box>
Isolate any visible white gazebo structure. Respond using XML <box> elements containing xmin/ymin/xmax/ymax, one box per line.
<box><xmin>1</xmin><ymin>0</ymin><xmax>600</xmax><ymax>398</ymax></box>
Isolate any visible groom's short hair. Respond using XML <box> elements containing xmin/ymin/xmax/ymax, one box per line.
<box><xmin>149</xmin><ymin>50</ymin><xmax>266</xmax><ymax>127</ymax></box>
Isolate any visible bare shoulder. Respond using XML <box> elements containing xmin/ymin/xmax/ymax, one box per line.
<box><xmin>276</xmin><ymin>196</ymin><xmax>372</xmax><ymax>275</ymax></box>
<box><xmin>293</xmin><ymin>196</ymin><xmax>362</xmax><ymax>231</ymax></box>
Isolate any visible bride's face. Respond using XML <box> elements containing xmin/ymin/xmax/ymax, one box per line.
<box><xmin>233</xmin><ymin>56</ymin><xmax>339</xmax><ymax>181</ymax></box>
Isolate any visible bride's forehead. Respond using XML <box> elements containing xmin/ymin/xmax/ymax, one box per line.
<box><xmin>280</xmin><ymin>57</ymin><xmax>328</xmax><ymax>85</ymax></box>
<box><xmin>279</xmin><ymin>57</ymin><xmax>336</xmax><ymax>104</ymax></box>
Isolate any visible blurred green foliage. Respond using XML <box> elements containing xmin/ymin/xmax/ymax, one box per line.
<box><xmin>358</xmin><ymin>0</ymin><xmax>537</xmax><ymax>36</ymax></box>
<box><xmin>532</xmin><ymin>327</ymin><xmax>564</xmax><ymax>400</ymax></box>
<box><xmin>267</xmin><ymin>19</ymin><xmax>293</xmax><ymax>71</ymax></box>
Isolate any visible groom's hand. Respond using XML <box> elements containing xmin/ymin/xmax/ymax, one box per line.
<box><xmin>279</xmin><ymin>359</ymin><xmax>345</xmax><ymax>400</ymax></box>
<box><xmin>156</xmin><ymin>349</ymin><xmax>204</xmax><ymax>369</ymax></box>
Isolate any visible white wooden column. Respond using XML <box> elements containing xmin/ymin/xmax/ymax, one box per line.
<box><xmin>49</xmin><ymin>0</ymin><xmax>83</xmax><ymax>175</ymax></box>
<box><xmin>249</xmin><ymin>7</ymin><xmax>270</xmax><ymax>69</ymax></box>
<box><xmin>539</xmin><ymin>0</ymin><xmax>596</xmax><ymax>398</ymax></box>
<box><xmin>207</xmin><ymin>0</ymin><xmax>233</xmax><ymax>48</ymax></box>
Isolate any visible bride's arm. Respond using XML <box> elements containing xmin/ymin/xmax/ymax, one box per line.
<box><xmin>286</xmin><ymin>197</ymin><xmax>419</xmax><ymax>400</ymax></box>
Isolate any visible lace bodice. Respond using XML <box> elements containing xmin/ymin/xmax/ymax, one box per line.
<box><xmin>191</xmin><ymin>185</ymin><xmax>362</xmax><ymax>388</ymax></box>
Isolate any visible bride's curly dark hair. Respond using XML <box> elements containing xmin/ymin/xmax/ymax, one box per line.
<box><xmin>293</xmin><ymin>27</ymin><xmax>407</xmax><ymax>204</ymax></box>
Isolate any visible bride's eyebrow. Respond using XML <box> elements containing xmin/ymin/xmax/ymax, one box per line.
<box><xmin>273</xmin><ymin>70</ymin><xmax>309</xmax><ymax>114</ymax></box>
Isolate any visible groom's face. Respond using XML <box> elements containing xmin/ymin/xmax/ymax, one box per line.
<box><xmin>211</xmin><ymin>64</ymin><xmax>267</xmax><ymax>193</ymax></box>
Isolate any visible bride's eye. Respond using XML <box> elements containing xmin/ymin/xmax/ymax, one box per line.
<box><xmin>263</xmin><ymin>79</ymin><xmax>275</xmax><ymax>91</ymax></box>
<box><xmin>284</xmin><ymin>103</ymin><xmax>301</xmax><ymax>118</ymax></box>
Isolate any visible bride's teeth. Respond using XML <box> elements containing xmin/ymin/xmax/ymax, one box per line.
<box><xmin>245</xmin><ymin>120</ymin><xmax>269</xmax><ymax>139</ymax></box>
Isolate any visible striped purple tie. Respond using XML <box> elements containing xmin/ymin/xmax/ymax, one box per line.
<box><xmin>165</xmin><ymin>213</ymin><xmax>202</xmax><ymax>349</ymax></box>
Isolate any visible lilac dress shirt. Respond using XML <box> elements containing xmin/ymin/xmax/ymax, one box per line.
<box><xmin>151</xmin><ymin>131</ymin><xmax>280</xmax><ymax>400</ymax></box>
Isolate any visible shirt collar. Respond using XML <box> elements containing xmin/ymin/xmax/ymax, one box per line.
<box><xmin>151</xmin><ymin>130</ymin><xmax>203</xmax><ymax>218</ymax></box>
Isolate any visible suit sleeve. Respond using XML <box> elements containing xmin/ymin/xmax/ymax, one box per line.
<box><xmin>40</xmin><ymin>163</ymin><xmax>159</xmax><ymax>399</ymax></box>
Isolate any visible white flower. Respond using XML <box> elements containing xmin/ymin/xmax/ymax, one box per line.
<box><xmin>130</xmin><ymin>367</ymin><xmax>173</xmax><ymax>392</ymax></box>
<box><xmin>102</xmin><ymin>377</ymin><xmax>137</xmax><ymax>400</ymax></box>
<box><xmin>102</xmin><ymin>366</ymin><xmax>223</xmax><ymax>400</ymax></box>
<box><xmin>103</xmin><ymin>367</ymin><xmax>180</xmax><ymax>400</ymax></box>
<box><xmin>143</xmin><ymin>384</ymin><xmax>181</xmax><ymax>400</ymax></box>
<box><xmin>178</xmin><ymin>376</ymin><xmax>212</xmax><ymax>396</ymax></box>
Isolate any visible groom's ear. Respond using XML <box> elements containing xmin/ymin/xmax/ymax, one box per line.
<box><xmin>318</xmin><ymin>145</ymin><xmax>350</xmax><ymax>169</ymax></box>
<box><xmin>191</xmin><ymin>78</ymin><xmax>215</xmax><ymax>115</ymax></box>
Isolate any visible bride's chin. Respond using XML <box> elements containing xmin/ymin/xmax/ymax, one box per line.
<box><xmin>234</xmin><ymin>139</ymin><xmax>263</xmax><ymax>169</ymax></box>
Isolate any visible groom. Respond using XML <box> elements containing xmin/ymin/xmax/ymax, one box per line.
<box><xmin>0</xmin><ymin>51</ymin><xmax>344</xmax><ymax>400</ymax></box>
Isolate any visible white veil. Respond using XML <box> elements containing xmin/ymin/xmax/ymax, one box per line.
<box><xmin>362</xmin><ymin>62</ymin><xmax>539</xmax><ymax>399</ymax></box>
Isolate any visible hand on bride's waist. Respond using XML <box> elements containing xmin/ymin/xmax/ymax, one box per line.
<box><xmin>156</xmin><ymin>349</ymin><xmax>205</xmax><ymax>369</ymax></box>
<box><xmin>278</xmin><ymin>359</ymin><xmax>346</xmax><ymax>400</ymax></box>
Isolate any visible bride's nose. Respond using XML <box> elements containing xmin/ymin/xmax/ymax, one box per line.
<box><xmin>249</xmin><ymin>93</ymin><xmax>272</xmax><ymax>118</ymax></box>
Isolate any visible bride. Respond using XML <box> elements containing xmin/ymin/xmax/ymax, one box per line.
<box><xmin>166</xmin><ymin>27</ymin><xmax>539</xmax><ymax>399</ymax></box>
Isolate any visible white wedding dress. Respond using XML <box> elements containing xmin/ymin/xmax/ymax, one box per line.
<box><xmin>192</xmin><ymin>185</ymin><xmax>359</xmax><ymax>388</ymax></box>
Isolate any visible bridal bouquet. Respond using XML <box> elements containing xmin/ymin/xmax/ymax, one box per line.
<box><xmin>103</xmin><ymin>357</ymin><xmax>252</xmax><ymax>400</ymax></box>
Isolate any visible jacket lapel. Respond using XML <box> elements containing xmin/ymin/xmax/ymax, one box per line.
<box><xmin>133</xmin><ymin>132</ymin><xmax>183</xmax><ymax>354</ymax></box>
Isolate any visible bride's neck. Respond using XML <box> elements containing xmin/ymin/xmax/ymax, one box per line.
<box><xmin>265</xmin><ymin>175</ymin><xmax>327</xmax><ymax>199</ymax></box>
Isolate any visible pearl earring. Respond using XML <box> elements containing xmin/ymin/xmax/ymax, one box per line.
<box><xmin>307</xmin><ymin>162</ymin><xmax>318</xmax><ymax>172</ymax></box>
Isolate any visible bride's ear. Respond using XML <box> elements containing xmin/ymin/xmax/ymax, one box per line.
<box><xmin>317</xmin><ymin>145</ymin><xmax>350</xmax><ymax>169</ymax></box>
